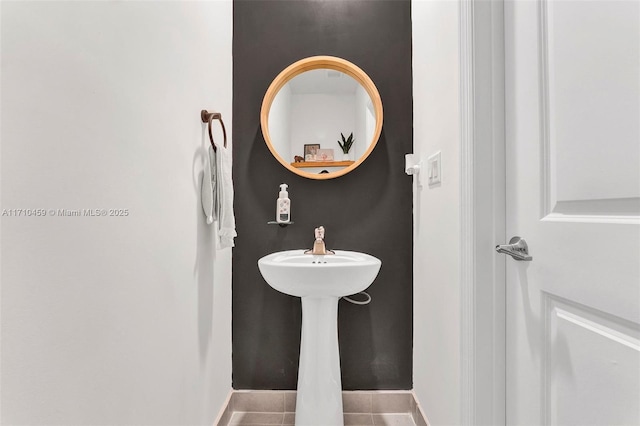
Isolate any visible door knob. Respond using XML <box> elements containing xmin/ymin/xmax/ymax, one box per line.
<box><xmin>496</xmin><ymin>236</ymin><xmax>533</xmax><ymax>261</ymax></box>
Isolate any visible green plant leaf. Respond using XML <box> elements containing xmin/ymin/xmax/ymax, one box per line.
<box><xmin>338</xmin><ymin>132</ymin><xmax>355</xmax><ymax>153</ymax></box>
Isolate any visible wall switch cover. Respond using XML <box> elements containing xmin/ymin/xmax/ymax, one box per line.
<box><xmin>427</xmin><ymin>151</ymin><xmax>441</xmax><ymax>186</ymax></box>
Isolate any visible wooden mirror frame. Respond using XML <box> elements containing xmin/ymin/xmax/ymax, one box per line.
<box><xmin>260</xmin><ymin>56</ymin><xmax>383</xmax><ymax>180</ymax></box>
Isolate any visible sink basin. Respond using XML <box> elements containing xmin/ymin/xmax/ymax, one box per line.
<box><xmin>258</xmin><ymin>249</ymin><xmax>381</xmax><ymax>426</ymax></box>
<box><xmin>258</xmin><ymin>249</ymin><xmax>381</xmax><ymax>298</ymax></box>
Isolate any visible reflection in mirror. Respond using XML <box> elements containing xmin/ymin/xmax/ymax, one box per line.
<box><xmin>261</xmin><ymin>56</ymin><xmax>383</xmax><ymax>180</ymax></box>
<box><xmin>268</xmin><ymin>69</ymin><xmax>377</xmax><ymax>174</ymax></box>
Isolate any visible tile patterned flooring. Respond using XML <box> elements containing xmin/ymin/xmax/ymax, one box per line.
<box><xmin>218</xmin><ymin>391</ymin><xmax>425</xmax><ymax>426</ymax></box>
<box><xmin>229</xmin><ymin>411</ymin><xmax>416</xmax><ymax>426</ymax></box>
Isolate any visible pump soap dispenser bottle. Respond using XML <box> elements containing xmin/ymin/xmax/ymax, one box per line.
<box><xmin>276</xmin><ymin>183</ymin><xmax>291</xmax><ymax>223</ymax></box>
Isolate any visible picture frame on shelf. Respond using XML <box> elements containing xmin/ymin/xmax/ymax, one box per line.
<box><xmin>317</xmin><ymin>149</ymin><xmax>334</xmax><ymax>162</ymax></box>
<box><xmin>303</xmin><ymin>144</ymin><xmax>321</xmax><ymax>161</ymax></box>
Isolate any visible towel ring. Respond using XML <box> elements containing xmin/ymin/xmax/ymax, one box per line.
<box><xmin>201</xmin><ymin>110</ymin><xmax>227</xmax><ymax>152</ymax></box>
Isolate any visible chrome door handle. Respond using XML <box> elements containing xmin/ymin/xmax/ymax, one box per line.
<box><xmin>496</xmin><ymin>236</ymin><xmax>532</xmax><ymax>261</ymax></box>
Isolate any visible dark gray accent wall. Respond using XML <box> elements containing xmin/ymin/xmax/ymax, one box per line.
<box><xmin>232</xmin><ymin>0</ymin><xmax>413</xmax><ymax>390</ymax></box>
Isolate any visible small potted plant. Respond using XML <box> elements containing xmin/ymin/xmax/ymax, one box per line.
<box><xmin>338</xmin><ymin>132</ymin><xmax>355</xmax><ymax>161</ymax></box>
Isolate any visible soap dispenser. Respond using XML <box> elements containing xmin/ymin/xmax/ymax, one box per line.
<box><xmin>276</xmin><ymin>183</ymin><xmax>291</xmax><ymax>223</ymax></box>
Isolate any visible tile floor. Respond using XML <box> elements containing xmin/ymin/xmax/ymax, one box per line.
<box><xmin>218</xmin><ymin>391</ymin><xmax>425</xmax><ymax>426</ymax></box>
<box><xmin>229</xmin><ymin>411</ymin><xmax>416</xmax><ymax>426</ymax></box>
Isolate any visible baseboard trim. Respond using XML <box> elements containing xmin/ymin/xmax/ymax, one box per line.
<box><xmin>216</xmin><ymin>390</ymin><xmax>428</xmax><ymax>426</ymax></box>
<box><xmin>213</xmin><ymin>389</ymin><xmax>234</xmax><ymax>426</ymax></box>
<box><xmin>410</xmin><ymin>390</ymin><xmax>430</xmax><ymax>426</ymax></box>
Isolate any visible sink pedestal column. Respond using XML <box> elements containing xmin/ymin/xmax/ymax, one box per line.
<box><xmin>295</xmin><ymin>296</ymin><xmax>343</xmax><ymax>426</ymax></box>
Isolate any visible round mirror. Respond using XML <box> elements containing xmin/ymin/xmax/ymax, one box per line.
<box><xmin>261</xmin><ymin>56</ymin><xmax>383</xmax><ymax>180</ymax></box>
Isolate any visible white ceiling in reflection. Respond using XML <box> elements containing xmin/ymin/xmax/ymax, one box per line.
<box><xmin>287</xmin><ymin>69</ymin><xmax>359</xmax><ymax>94</ymax></box>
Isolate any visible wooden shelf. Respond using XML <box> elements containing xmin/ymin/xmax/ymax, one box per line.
<box><xmin>290</xmin><ymin>161</ymin><xmax>355</xmax><ymax>169</ymax></box>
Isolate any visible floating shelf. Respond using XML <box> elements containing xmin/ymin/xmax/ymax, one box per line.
<box><xmin>290</xmin><ymin>161</ymin><xmax>355</xmax><ymax>169</ymax></box>
<box><xmin>268</xmin><ymin>221</ymin><xmax>294</xmax><ymax>227</ymax></box>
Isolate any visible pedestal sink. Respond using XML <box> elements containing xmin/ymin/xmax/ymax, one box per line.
<box><xmin>258</xmin><ymin>250</ymin><xmax>382</xmax><ymax>426</ymax></box>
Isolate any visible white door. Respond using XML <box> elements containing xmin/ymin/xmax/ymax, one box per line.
<box><xmin>504</xmin><ymin>0</ymin><xmax>640</xmax><ymax>425</ymax></box>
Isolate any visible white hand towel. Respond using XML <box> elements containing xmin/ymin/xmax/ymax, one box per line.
<box><xmin>201</xmin><ymin>146</ymin><xmax>217</xmax><ymax>225</ymax></box>
<box><xmin>215</xmin><ymin>144</ymin><xmax>236</xmax><ymax>249</ymax></box>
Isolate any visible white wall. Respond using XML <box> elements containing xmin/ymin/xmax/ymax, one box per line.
<box><xmin>412</xmin><ymin>1</ymin><xmax>462</xmax><ymax>425</ymax></box>
<box><xmin>354</xmin><ymin>85</ymin><xmax>374</xmax><ymax>161</ymax></box>
<box><xmin>268</xmin><ymin>84</ymin><xmax>292</xmax><ymax>162</ymax></box>
<box><xmin>365</xmin><ymin>101</ymin><xmax>376</xmax><ymax>159</ymax></box>
<box><xmin>0</xmin><ymin>1</ymin><xmax>232</xmax><ymax>424</ymax></box>
<box><xmin>290</xmin><ymin>94</ymin><xmax>356</xmax><ymax>160</ymax></box>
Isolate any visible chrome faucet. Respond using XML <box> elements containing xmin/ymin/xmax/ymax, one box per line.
<box><xmin>304</xmin><ymin>226</ymin><xmax>335</xmax><ymax>255</ymax></box>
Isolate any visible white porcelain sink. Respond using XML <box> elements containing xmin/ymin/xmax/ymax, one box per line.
<box><xmin>258</xmin><ymin>250</ymin><xmax>381</xmax><ymax>298</ymax></box>
<box><xmin>258</xmin><ymin>249</ymin><xmax>381</xmax><ymax>426</ymax></box>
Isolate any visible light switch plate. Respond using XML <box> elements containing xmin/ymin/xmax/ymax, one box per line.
<box><xmin>427</xmin><ymin>151</ymin><xmax>441</xmax><ymax>186</ymax></box>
